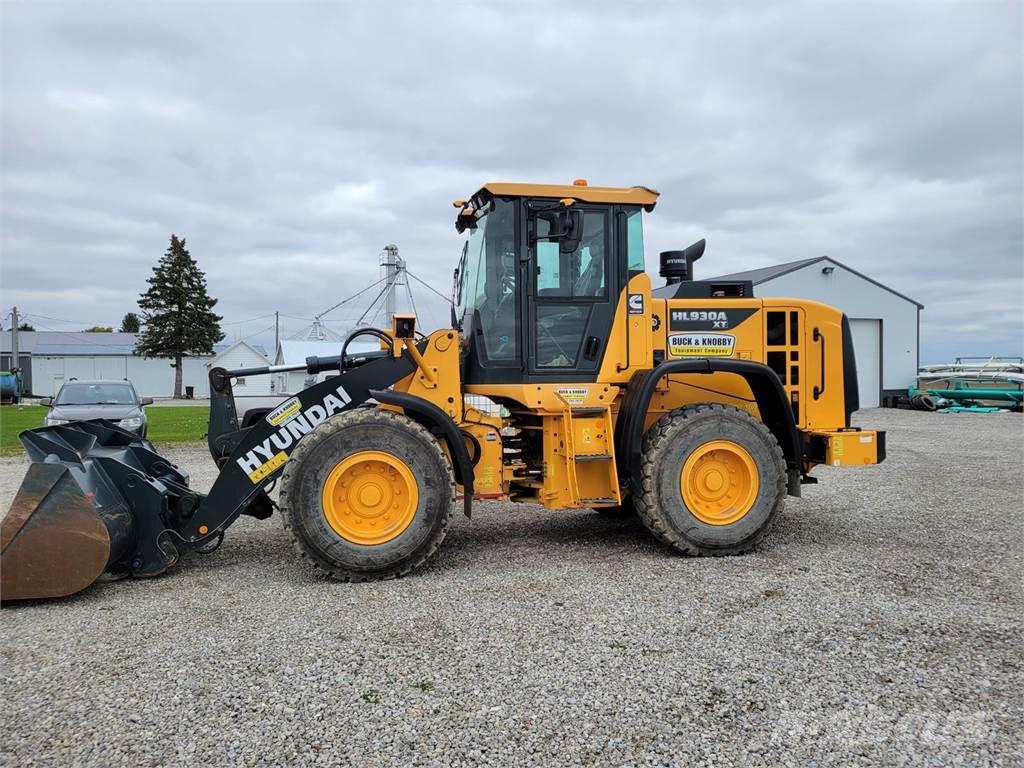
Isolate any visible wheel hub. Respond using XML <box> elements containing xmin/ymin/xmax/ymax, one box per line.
<box><xmin>680</xmin><ymin>440</ymin><xmax>759</xmax><ymax>526</ymax></box>
<box><xmin>322</xmin><ymin>450</ymin><xmax>418</xmax><ymax>545</ymax></box>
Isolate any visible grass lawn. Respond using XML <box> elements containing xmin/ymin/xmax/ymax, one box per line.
<box><xmin>0</xmin><ymin>405</ymin><xmax>210</xmax><ymax>454</ymax></box>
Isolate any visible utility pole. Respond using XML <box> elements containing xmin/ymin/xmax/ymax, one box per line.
<box><xmin>272</xmin><ymin>311</ymin><xmax>280</xmax><ymax>393</ymax></box>
<box><xmin>11</xmin><ymin>306</ymin><xmax>19</xmax><ymax>368</ymax></box>
<box><xmin>10</xmin><ymin>306</ymin><xmax>20</xmax><ymax>404</ymax></box>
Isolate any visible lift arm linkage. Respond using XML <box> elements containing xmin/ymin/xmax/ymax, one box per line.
<box><xmin>175</xmin><ymin>352</ymin><xmax>419</xmax><ymax>547</ymax></box>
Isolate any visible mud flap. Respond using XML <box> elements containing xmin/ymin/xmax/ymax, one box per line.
<box><xmin>1</xmin><ymin>463</ymin><xmax>111</xmax><ymax>601</ymax></box>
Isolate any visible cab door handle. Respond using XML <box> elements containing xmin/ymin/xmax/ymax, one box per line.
<box><xmin>584</xmin><ymin>336</ymin><xmax>601</xmax><ymax>360</ymax></box>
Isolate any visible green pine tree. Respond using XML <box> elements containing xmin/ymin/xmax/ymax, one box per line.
<box><xmin>136</xmin><ymin>235</ymin><xmax>224</xmax><ymax>397</ymax></box>
<box><xmin>119</xmin><ymin>312</ymin><xmax>141</xmax><ymax>333</ymax></box>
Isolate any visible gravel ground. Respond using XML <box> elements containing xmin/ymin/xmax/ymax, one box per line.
<box><xmin>1</xmin><ymin>408</ymin><xmax>1021</xmax><ymax>767</ymax></box>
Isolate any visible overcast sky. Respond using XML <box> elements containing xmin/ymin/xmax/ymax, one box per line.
<box><xmin>1</xmin><ymin>1</ymin><xmax>1021</xmax><ymax>363</ymax></box>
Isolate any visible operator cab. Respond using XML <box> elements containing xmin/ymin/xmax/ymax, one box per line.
<box><xmin>451</xmin><ymin>180</ymin><xmax>658</xmax><ymax>384</ymax></box>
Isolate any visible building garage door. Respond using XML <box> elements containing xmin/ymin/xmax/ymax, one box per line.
<box><xmin>849</xmin><ymin>319</ymin><xmax>881</xmax><ymax>409</ymax></box>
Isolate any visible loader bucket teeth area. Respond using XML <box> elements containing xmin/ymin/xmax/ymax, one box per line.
<box><xmin>1</xmin><ymin>463</ymin><xmax>111</xmax><ymax>601</ymax></box>
<box><xmin>1</xmin><ymin>420</ymin><xmax>200</xmax><ymax>602</ymax></box>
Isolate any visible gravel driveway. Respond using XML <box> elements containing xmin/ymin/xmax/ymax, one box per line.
<box><xmin>1</xmin><ymin>409</ymin><xmax>1021</xmax><ymax>766</ymax></box>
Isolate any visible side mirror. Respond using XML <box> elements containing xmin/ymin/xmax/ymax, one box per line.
<box><xmin>455</xmin><ymin>207</ymin><xmax>479</xmax><ymax>234</ymax></box>
<box><xmin>558</xmin><ymin>209</ymin><xmax>583</xmax><ymax>254</ymax></box>
<box><xmin>140</xmin><ymin>397</ymin><xmax>154</xmax><ymax>406</ymax></box>
<box><xmin>531</xmin><ymin>203</ymin><xmax>582</xmax><ymax>251</ymax></box>
<box><xmin>39</xmin><ymin>396</ymin><xmax>53</xmax><ymax>407</ymax></box>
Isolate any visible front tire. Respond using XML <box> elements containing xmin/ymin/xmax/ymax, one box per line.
<box><xmin>635</xmin><ymin>403</ymin><xmax>786</xmax><ymax>556</ymax></box>
<box><xmin>279</xmin><ymin>408</ymin><xmax>454</xmax><ymax>581</ymax></box>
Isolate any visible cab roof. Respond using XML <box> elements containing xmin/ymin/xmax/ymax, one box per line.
<box><xmin>463</xmin><ymin>181</ymin><xmax>660</xmax><ymax>210</ymax></box>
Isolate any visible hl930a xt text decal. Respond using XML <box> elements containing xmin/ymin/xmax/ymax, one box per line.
<box><xmin>669</xmin><ymin>308</ymin><xmax>756</xmax><ymax>331</ymax></box>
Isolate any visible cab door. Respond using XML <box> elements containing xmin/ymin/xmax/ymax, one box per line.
<box><xmin>525</xmin><ymin>202</ymin><xmax>619</xmax><ymax>379</ymax></box>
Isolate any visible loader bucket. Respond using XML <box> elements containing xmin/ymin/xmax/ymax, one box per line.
<box><xmin>1</xmin><ymin>463</ymin><xmax>112</xmax><ymax>600</ymax></box>
<box><xmin>1</xmin><ymin>420</ymin><xmax>198</xmax><ymax>601</ymax></box>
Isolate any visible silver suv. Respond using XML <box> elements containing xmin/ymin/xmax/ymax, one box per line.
<box><xmin>43</xmin><ymin>380</ymin><xmax>153</xmax><ymax>436</ymax></box>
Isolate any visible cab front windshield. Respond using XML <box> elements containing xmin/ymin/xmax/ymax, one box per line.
<box><xmin>454</xmin><ymin>197</ymin><xmax>517</xmax><ymax>363</ymax></box>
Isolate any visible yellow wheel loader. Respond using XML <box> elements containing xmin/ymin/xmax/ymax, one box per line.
<box><xmin>1</xmin><ymin>180</ymin><xmax>885</xmax><ymax>600</ymax></box>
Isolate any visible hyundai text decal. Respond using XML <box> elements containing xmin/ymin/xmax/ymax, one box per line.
<box><xmin>237</xmin><ymin>385</ymin><xmax>352</xmax><ymax>483</ymax></box>
<box><xmin>669</xmin><ymin>307</ymin><xmax>756</xmax><ymax>331</ymax></box>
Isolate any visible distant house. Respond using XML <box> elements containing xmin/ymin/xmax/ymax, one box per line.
<box><xmin>0</xmin><ymin>331</ymin><xmax>233</xmax><ymax>398</ymax></box>
<box><xmin>208</xmin><ymin>341</ymin><xmax>273</xmax><ymax>396</ymax></box>
<box><xmin>273</xmin><ymin>338</ymin><xmax>378</xmax><ymax>394</ymax></box>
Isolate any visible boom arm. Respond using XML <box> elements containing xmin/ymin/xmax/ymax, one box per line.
<box><xmin>174</xmin><ymin>351</ymin><xmax>419</xmax><ymax>547</ymax></box>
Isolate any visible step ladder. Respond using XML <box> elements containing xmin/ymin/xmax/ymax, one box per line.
<box><xmin>554</xmin><ymin>399</ymin><xmax>622</xmax><ymax>508</ymax></box>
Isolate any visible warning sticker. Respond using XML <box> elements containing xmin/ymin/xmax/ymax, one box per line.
<box><xmin>247</xmin><ymin>451</ymin><xmax>288</xmax><ymax>483</ymax></box>
<box><xmin>556</xmin><ymin>387</ymin><xmax>588</xmax><ymax>405</ymax></box>
<box><xmin>668</xmin><ymin>332</ymin><xmax>736</xmax><ymax>357</ymax></box>
<box><xmin>266</xmin><ymin>397</ymin><xmax>302</xmax><ymax>426</ymax></box>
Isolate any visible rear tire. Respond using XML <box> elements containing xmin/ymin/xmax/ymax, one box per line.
<box><xmin>279</xmin><ymin>408</ymin><xmax>454</xmax><ymax>581</ymax></box>
<box><xmin>635</xmin><ymin>403</ymin><xmax>786</xmax><ymax>556</ymax></box>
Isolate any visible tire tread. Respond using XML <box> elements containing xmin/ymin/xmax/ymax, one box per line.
<box><xmin>633</xmin><ymin>403</ymin><xmax>787</xmax><ymax>556</ymax></box>
<box><xmin>278</xmin><ymin>408</ymin><xmax>455</xmax><ymax>582</ymax></box>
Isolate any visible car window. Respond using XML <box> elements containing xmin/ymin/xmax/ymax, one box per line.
<box><xmin>56</xmin><ymin>383</ymin><xmax>136</xmax><ymax>405</ymax></box>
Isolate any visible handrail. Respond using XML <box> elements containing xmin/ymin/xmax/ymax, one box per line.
<box><xmin>813</xmin><ymin>328</ymin><xmax>826</xmax><ymax>400</ymax></box>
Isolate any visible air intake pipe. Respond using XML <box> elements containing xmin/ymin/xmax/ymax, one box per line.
<box><xmin>660</xmin><ymin>239</ymin><xmax>706</xmax><ymax>284</ymax></box>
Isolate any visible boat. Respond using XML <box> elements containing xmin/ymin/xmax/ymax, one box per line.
<box><xmin>916</xmin><ymin>357</ymin><xmax>1023</xmax><ymax>410</ymax></box>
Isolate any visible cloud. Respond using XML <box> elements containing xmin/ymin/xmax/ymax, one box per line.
<box><xmin>47</xmin><ymin>88</ymin><xmax>112</xmax><ymax>112</ymax></box>
<box><xmin>0</xmin><ymin>1</ymin><xmax>1020</xmax><ymax>363</ymax></box>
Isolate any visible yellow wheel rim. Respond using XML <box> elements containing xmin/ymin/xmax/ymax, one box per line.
<box><xmin>321</xmin><ymin>450</ymin><xmax>418</xmax><ymax>545</ymax></box>
<box><xmin>680</xmin><ymin>440</ymin><xmax>759</xmax><ymax>526</ymax></box>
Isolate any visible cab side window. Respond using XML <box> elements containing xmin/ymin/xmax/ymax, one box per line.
<box><xmin>626</xmin><ymin>208</ymin><xmax>645</xmax><ymax>271</ymax></box>
<box><xmin>534</xmin><ymin>211</ymin><xmax>607</xmax><ymax>298</ymax></box>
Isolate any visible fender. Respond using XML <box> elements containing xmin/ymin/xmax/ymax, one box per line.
<box><xmin>615</xmin><ymin>358</ymin><xmax>803</xmax><ymax>498</ymax></box>
<box><xmin>370</xmin><ymin>389</ymin><xmax>475</xmax><ymax>519</ymax></box>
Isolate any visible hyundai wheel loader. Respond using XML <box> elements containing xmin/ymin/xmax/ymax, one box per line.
<box><xmin>1</xmin><ymin>180</ymin><xmax>885</xmax><ymax>600</ymax></box>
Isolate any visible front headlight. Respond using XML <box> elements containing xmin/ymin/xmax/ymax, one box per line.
<box><xmin>45</xmin><ymin>417</ymin><xmax>69</xmax><ymax>426</ymax></box>
<box><xmin>119</xmin><ymin>416</ymin><xmax>144</xmax><ymax>429</ymax></box>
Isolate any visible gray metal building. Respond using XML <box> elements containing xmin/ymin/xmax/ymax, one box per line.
<box><xmin>1</xmin><ymin>331</ymin><xmax>230</xmax><ymax>398</ymax></box>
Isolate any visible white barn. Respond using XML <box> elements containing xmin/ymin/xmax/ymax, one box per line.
<box><xmin>708</xmin><ymin>256</ymin><xmax>923</xmax><ymax>408</ymax></box>
<box><xmin>208</xmin><ymin>341</ymin><xmax>273</xmax><ymax>396</ymax></box>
